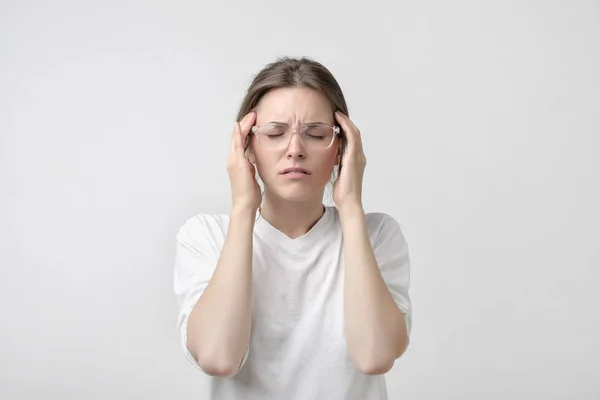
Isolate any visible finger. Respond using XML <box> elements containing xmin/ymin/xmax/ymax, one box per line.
<box><xmin>230</xmin><ymin>110</ymin><xmax>254</xmax><ymax>148</ymax></box>
<box><xmin>239</xmin><ymin>111</ymin><xmax>256</xmax><ymax>139</ymax></box>
<box><xmin>233</xmin><ymin>112</ymin><xmax>256</xmax><ymax>154</ymax></box>
<box><xmin>231</xmin><ymin>121</ymin><xmax>242</xmax><ymax>154</ymax></box>
<box><xmin>240</xmin><ymin>111</ymin><xmax>256</xmax><ymax>152</ymax></box>
<box><xmin>336</xmin><ymin>111</ymin><xmax>361</xmax><ymax>136</ymax></box>
<box><xmin>335</xmin><ymin>111</ymin><xmax>363</xmax><ymax>153</ymax></box>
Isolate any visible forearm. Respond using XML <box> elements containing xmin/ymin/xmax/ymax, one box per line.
<box><xmin>186</xmin><ymin>207</ymin><xmax>255</xmax><ymax>376</ymax></box>
<box><xmin>341</xmin><ymin>205</ymin><xmax>408</xmax><ymax>375</ymax></box>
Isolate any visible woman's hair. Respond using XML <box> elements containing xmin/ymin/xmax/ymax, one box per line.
<box><xmin>236</xmin><ymin>56</ymin><xmax>349</xmax><ymax>205</ymax></box>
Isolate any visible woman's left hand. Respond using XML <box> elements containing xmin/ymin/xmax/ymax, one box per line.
<box><xmin>333</xmin><ymin>111</ymin><xmax>367</xmax><ymax>211</ymax></box>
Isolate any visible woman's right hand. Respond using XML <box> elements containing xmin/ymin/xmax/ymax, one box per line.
<box><xmin>227</xmin><ymin>111</ymin><xmax>261</xmax><ymax>212</ymax></box>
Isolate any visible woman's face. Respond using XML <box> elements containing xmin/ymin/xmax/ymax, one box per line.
<box><xmin>249</xmin><ymin>87</ymin><xmax>340</xmax><ymax>203</ymax></box>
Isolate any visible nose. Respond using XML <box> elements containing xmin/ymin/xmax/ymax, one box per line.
<box><xmin>285</xmin><ymin>130</ymin><xmax>306</xmax><ymax>159</ymax></box>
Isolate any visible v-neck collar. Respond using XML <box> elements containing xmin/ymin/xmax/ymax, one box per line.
<box><xmin>254</xmin><ymin>206</ymin><xmax>335</xmax><ymax>252</ymax></box>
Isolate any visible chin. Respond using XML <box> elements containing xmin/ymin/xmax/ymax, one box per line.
<box><xmin>268</xmin><ymin>185</ymin><xmax>320</xmax><ymax>203</ymax></box>
<box><xmin>278</xmin><ymin>189</ymin><xmax>315</xmax><ymax>203</ymax></box>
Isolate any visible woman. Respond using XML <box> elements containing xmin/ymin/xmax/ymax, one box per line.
<box><xmin>173</xmin><ymin>57</ymin><xmax>412</xmax><ymax>400</ymax></box>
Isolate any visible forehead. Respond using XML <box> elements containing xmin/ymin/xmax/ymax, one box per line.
<box><xmin>256</xmin><ymin>87</ymin><xmax>333</xmax><ymax>123</ymax></box>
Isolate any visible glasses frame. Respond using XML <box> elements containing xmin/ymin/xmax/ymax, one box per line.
<box><xmin>250</xmin><ymin>122</ymin><xmax>341</xmax><ymax>150</ymax></box>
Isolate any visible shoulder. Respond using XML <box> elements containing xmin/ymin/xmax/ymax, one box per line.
<box><xmin>364</xmin><ymin>211</ymin><xmax>399</xmax><ymax>227</ymax></box>
<box><xmin>364</xmin><ymin>212</ymin><xmax>407</xmax><ymax>247</ymax></box>
<box><xmin>176</xmin><ymin>213</ymin><xmax>230</xmax><ymax>249</ymax></box>
<box><xmin>364</xmin><ymin>212</ymin><xmax>402</xmax><ymax>232</ymax></box>
<box><xmin>329</xmin><ymin>208</ymin><xmax>403</xmax><ymax>236</ymax></box>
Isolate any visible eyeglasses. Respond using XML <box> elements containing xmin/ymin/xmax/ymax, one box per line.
<box><xmin>251</xmin><ymin>123</ymin><xmax>341</xmax><ymax>151</ymax></box>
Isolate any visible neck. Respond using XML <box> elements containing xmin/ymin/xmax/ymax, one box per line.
<box><xmin>260</xmin><ymin>191</ymin><xmax>325</xmax><ymax>239</ymax></box>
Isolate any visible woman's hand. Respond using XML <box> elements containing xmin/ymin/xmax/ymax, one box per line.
<box><xmin>227</xmin><ymin>111</ymin><xmax>261</xmax><ymax>212</ymax></box>
<box><xmin>333</xmin><ymin>111</ymin><xmax>366</xmax><ymax>211</ymax></box>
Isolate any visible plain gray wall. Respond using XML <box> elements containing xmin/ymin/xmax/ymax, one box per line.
<box><xmin>1</xmin><ymin>1</ymin><xmax>599</xmax><ymax>399</ymax></box>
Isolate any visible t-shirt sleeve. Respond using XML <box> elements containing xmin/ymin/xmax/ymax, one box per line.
<box><xmin>371</xmin><ymin>214</ymin><xmax>413</xmax><ymax>341</ymax></box>
<box><xmin>173</xmin><ymin>214</ymin><xmax>249</xmax><ymax>376</ymax></box>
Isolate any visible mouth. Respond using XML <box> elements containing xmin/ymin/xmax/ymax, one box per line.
<box><xmin>281</xmin><ymin>167</ymin><xmax>311</xmax><ymax>175</ymax></box>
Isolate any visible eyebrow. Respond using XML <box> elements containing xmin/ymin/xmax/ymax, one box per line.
<box><xmin>266</xmin><ymin>121</ymin><xmax>329</xmax><ymax>126</ymax></box>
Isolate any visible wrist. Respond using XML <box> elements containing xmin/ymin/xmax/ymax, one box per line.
<box><xmin>230</xmin><ymin>207</ymin><xmax>258</xmax><ymax>223</ymax></box>
<box><xmin>337</xmin><ymin>203</ymin><xmax>365</xmax><ymax>222</ymax></box>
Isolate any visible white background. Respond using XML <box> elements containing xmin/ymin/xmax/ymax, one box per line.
<box><xmin>1</xmin><ymin>1</ymin><xmax>599</xmax><ymax>399</ymax></box>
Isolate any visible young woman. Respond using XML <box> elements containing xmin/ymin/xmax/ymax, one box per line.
<box><xmin>173</xmin><ymin>57</ymin><xmax>412</xmax><ymax>400</ymax></box>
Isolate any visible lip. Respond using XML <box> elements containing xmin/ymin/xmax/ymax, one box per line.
<box><xmin>280</xmin><ymin>167</ymin><xmax>311</xmax><ymax>175</ymax></box>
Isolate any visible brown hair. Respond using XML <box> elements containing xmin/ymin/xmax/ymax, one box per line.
<box><xmin>236</xmin><ymin>56</ymin><xmax>349</xmax><ymax>163</ymax></box>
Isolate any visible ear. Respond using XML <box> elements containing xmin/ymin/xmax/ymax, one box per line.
<box><xmin>247</xmin><ymin>147</ymin><xmax>257</xmax><ymax>164</ymax></box>
<box><xmin>244</xmin><ymin>133</ymin><xmax>257</xmax><ymax>164</ymax></box>
<box><xmin>335</xmin><ymin>140</ymin><xmax>343</xmax><ymax>165</ymax></box>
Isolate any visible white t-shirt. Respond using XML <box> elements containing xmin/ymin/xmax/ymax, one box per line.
<box><xmin>173</xmin><ymin>206</ymin><xmax>412</xmax><ymax>400</ymax></box>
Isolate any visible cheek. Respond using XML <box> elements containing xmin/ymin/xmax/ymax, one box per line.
<box><xmin>252</xmin><ymin>148</ymin><xmax>277</xmax><ymax>180</ymax></box>
<box><xmin>314</xmin><ymin>150</ymin><xmax>338</xmax><ymax>183</ymax></box>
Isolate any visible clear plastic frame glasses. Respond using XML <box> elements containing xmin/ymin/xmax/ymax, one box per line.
<box><xmin>251</xmin><ymin>123</ymin><xmax>341</xmax><ymax>151</ymax></box>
